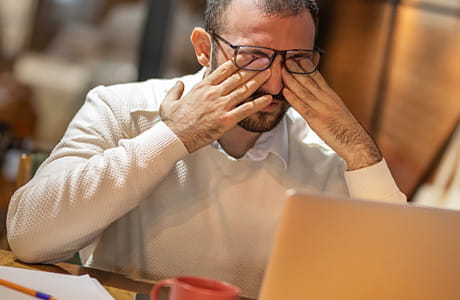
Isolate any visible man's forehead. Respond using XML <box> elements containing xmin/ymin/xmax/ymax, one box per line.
<box><xmin>220</xmin><ymin>0</ymin><xmax>316</xmax><ymax>48</ymax></box>
<box><xmin>222</xmin><ymin>0</ymin><xmax>314</xmax><ymax>20</ymax></box>
<box><xmin>222</xmin><ymin>0</ymin><xmax>315</xmax><ymax>30</ymax></box>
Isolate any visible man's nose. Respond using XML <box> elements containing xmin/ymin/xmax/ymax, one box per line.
<box><xmin>260</xmin><ymin>55</ymin><xmax>284</xmax><ymax>95</ymax></box>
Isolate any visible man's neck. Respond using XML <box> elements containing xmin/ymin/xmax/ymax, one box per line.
<box><xmin>218</xmin><ymin>126</ymin><xmax>262</xmax><ymax>158</ymax></box>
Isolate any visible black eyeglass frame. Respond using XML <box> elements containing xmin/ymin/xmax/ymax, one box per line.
<box><xmin>209</xmin><ymin>30</ymin><xmax>325</xmax><ymax>75</ymax></box>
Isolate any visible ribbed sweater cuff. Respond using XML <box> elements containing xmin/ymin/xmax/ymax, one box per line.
<box><xmin>344</xmin><ymin>159</ymin><xmax>406</xmax><ymax>203</ymax></box>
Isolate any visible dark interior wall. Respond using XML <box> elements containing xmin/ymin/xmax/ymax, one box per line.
<box><xmin>376</xmin><ymin>2</ymin><xmax>460</xmax><ymax>197</ymax></box>
<box><xmin>138</xmin><ymin>0</ymin><xmax>176</xmax><ymax>80</ymax></box>
<box><xmin>321</xmin><ymin>0</ymin><xmax>395</xmax><ymax>130</ymax></box>
<box><xmin>321</xmin><ymin>0</ymin><xmax>460</xmax><ymax>197</ymax></box>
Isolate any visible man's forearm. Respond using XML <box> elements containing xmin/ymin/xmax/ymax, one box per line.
<box><xmin>8</xmin><ymin>119</ymin><xmax>187</xmax><ymax>263</ymax></box>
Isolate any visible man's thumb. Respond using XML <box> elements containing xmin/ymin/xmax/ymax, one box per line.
<box><xmin>165</xmin><ymin>81</ymin><xmax>185</xmax><ymax>102</ymax></box>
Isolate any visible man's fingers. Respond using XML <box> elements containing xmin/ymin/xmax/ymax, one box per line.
<box><xmin>225</xmin><ymin>69</ymin><xmax>271</xmax><ymax>107</ymax></box>
<box><xmin>292</xmin><ymin>59</ymin><xmax>323</xmax><ymax>89</ymax></box>
<box><xmin>283</xmin><ymin>88</ymin><xmax>315</xmax><ymax>118</ymax></box>
<box><xmin>206</xmin><ymin>60</ymin><xmax>239</xmax><ymax>85</ymax></box>
<box><xmin>218</xmin><ymin>56</ymin><xmax>271</xmax><ymax>94</ymax></box>
<box><xmin>288</xmin><ymin>58</ymin><xmax>316</xmax><ymax>74</ymax></box>
<box><xmin>164</xmin><ymin>81</ymin><xmax>185</xmax><ymax>102</ymax></box>
<box><xmin>229</xmin><ymin>95</ymin><xmax>272</xmax><ymax>122</ymax></box>
<box><xmin>282</xmin><ymin>68</ymin><xmax>320</xmax><ymax>100</ymax></box>
<box><xmin>282</xmin><ymin>87</ymin><xmax>311</xmax><ymax>108</ymax></box>
<box><xmin>308</xmin><ymin>69</ymin><xmax>328</xmax><ymax>87</ymax></box>
<box><xmin>219</xmin><ymin>68</ymin><xmax>269</xmax><ymax>95</ymax></box>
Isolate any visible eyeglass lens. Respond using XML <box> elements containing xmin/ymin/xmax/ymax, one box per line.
<box><xmin>235</xmin><ymin>47</ymin><xmax>320</xmax><ymax>74</ymax></box>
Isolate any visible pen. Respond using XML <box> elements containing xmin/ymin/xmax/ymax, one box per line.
<box><xmin>0</xmin><ymin>278</ymin><xmax>57</xmax><ymax>300</ymax></box>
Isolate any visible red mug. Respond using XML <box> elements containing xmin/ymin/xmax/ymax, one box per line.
<box><xmin>150</xmin><ymin>276</ymin><xmax>240</xmax><ymax>300</ymax></box>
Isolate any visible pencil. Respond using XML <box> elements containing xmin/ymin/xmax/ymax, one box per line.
<box><xmin>0</xmin><ymin>278</ymin><xmax>57</xmax><ymax>300</ymax></box>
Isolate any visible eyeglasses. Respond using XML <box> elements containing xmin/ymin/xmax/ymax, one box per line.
<box><xmin>210</xmin><ymin>31</ymin><xmax>324</xmax><ymax>75</ymax></box>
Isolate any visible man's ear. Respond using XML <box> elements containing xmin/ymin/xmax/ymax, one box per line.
<box><xmin>190</xmin><ymin>27</ymin><xmax>212</xmax><ymax>67</ymax></box>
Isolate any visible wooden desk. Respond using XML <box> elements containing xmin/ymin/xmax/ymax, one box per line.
<box><xmin>0</xmin><ymin>249</ymin><xmax>254</xmax><ymax>300</ymax></box>
<box><xmin>0</xmin><ymin>249</ymin><xmax>153</xmax><ymax>300</ymax></box>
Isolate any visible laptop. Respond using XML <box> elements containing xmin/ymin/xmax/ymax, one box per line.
<box><xmin>258</xmin><ymin>191</ymin><xmax>460</xmax><ymax>300</ymax></box>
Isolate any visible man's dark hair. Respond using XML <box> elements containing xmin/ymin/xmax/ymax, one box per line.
<box><xmin>205</xmin><ymin>0</ymin><xmax>319</xmax><ymax>33</ymax></box>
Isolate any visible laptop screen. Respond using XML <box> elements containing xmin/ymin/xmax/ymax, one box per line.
<box><xmin>258</xmin><ymin>191</ymin><xmax>460</xmax><ymax>300</ymax></box>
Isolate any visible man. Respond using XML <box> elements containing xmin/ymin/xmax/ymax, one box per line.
<box><xmin>7</xmin><ymin>0</ymin><xmax>406</xmax><ymax>298</ymax></box>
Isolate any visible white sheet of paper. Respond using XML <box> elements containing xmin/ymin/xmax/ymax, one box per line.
<box><xmin>0</xmin><ymin>266</ymin><xmax>114</xmax><ymax>300</ymax></box>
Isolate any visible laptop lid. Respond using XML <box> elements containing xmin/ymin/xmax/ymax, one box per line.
<box><xmin>258</xmin><ymin>191</ymin><xmax>460</xmax><ymax>300</ymax></box>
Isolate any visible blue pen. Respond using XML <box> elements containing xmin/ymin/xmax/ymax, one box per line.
<box><xmin>0</xmin><ymin>278</ymin><xmax>57</xmax><ymax>300</ymax></box>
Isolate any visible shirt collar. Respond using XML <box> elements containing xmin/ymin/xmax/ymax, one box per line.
<box><xmin>212</xmin><ymin>116</ymin><xmax>289</xmax><ymax>169</ymax></box>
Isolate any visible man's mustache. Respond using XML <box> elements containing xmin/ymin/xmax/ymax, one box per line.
<box><xmin>247</xmin><ymin>91</ymin><xmax>287</xmax><ymax>102</ymax></box>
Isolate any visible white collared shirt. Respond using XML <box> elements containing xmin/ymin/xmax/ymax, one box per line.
<box><xmin>212</xmin><ymin>116</ymin><xmax>289</xmax><ymax>168</ymax></box>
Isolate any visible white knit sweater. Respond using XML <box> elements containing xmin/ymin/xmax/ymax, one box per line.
<box><xmin>7</xmin><ymin>70</ymin><xmax>406</xmax><ymax>298</ymax></box>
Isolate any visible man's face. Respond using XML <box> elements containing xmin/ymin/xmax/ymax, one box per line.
<box><xmin>208</xmin><ymin>0</ymin><xmax>316</xmax><ymax>133</ymax></box>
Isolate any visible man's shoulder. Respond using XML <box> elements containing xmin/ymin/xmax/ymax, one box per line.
<box><xmin>87</xmin><ymin>70</ymin><xmax>204</xmax><ymax>111</ymax></box>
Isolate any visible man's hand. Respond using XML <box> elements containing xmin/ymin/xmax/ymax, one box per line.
<box><xmin>160</xmin><ymin>60</ymin><xmax>272</xmax><ymax>153</ymax></box>
<box><xmin>281</xmin><ymin>67</ymin><xmax>382</xmax><ymax>170</ymax></box>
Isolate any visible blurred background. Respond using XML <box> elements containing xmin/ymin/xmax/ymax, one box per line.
<box><xmin>0</xmin><ymin>0</ymin><xmax>459</xmax><ymax>248</ymax></box>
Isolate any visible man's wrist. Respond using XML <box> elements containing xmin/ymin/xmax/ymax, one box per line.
<box><xmin>344</xmin><ymin>143</ymin><xmax>383</xmax><ymax>171</ymax></box>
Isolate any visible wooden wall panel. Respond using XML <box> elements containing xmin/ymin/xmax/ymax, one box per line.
<box><xmin>321</xmin><ymin>0</ymin><xmax>393</xmax><ymax>129</ymax></box>
<box><xmin>404</xmin><ymin>0</ymin><xmax>460</xmax><ymax>10</ymax></box>
<box><xmin>376</xmin><ymin>5</ymin><xmax>460</xmax><ymax>195</ymax></box>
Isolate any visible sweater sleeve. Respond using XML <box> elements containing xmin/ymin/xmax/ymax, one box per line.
<box><xmin>344</xmin><ymin>159</ymin><xmax>407</xmax><ymax>203</ymax></box>
<box><xmin>7</xmin><ymin>86</ymin><xmax>188</xmax><ymax>263</ymax></box>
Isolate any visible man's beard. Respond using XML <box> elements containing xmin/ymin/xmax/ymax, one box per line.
<box><xmin>237</xmin><ymin>91</ymin><xmax>290</xmax><ymax>132</ymax></box>
<box><xmin>210</xmin><ymin>52</ymin><xmax>290</xmax><ymax>133</ymax></box>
